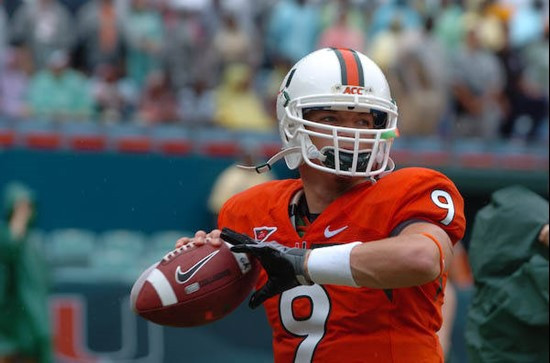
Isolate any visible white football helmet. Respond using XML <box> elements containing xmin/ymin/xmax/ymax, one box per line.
<box><xmin>274</xmin><ymin>48</ymin><xmax>399</xmax><ymax>178</ymax></box>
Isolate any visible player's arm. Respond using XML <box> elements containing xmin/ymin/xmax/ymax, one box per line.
<box><xmin>225</xmin><ymin>222</ymin><xmax>455</xmax><ymax>308</ymax></box>
<box><xmin>344</xmin><ymin>221</ymin><xmax>454</xmax><ymax>289</ymax></box>
<box><xmin>306</xmin><ymin>172</ymin><xmax>462</xmax><ymax>289</ymax></box>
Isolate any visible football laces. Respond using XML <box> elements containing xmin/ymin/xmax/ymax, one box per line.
<box><xmin>163</xmin><ymin>242</ymin><xmax>195</xmax><ymax>262</ymax></box>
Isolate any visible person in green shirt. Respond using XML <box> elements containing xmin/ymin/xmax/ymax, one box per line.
<box><xmin>466</xmin><ymin>185</ymin><xmax>548</xmax><ymax>363</ymax></box>
<box><xmin>26</xmin><ymin>50</ymin><xmax>93</xmax><ymax>122</ymax></box>
<box><xmin>0</xmin><ymin>183</ymin><xmax>52</xmax><ymax>363</ymax></box>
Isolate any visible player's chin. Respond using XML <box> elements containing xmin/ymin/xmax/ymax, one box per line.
<box><xmin>304</xmin><ymin>162</ymin><xmax>359</xmax><ymax>181</ymax></box>
<box><xmin>335</xmin><ymin>174</ymin><xmax>366</xmax><ymax>187</ymax></box>
<box><xmin>336</xmin><ymin>174</ymin><xmax>356</xmax><ymax>181</ymax></box>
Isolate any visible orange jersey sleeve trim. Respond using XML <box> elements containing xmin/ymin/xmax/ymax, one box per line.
<box><xmin>422</xmin><ymin>232</ymin><xmax>445</xmax><ymax>278</ymax></box>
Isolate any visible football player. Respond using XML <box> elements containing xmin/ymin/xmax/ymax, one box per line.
<box><xmin>176</xmin><ymin>48</ymin><xmax>465</xmax><ymax>363</ymax></box>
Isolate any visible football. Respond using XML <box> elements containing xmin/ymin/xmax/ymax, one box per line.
<box><xmin>130</xmin><ymin>241</ymin><xmax>259</xmax><ymax>327</ymax></box>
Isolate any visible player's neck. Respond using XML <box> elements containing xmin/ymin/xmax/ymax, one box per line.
<box><xmin>299</xmin><ymin>165</ymin><xmax>366</xmax><ymax>214</ymax></box>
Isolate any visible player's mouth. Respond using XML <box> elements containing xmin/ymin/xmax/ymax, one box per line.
<box><xmin>319</xmin><ymin>147</ymin><xmax>371</xmax><ymax>172</ymax></box>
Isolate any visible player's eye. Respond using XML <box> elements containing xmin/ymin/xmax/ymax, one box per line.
<box><xmin>319</xmin><ymin>115</ymin><xmax>339</xmax><ymax>124</ymax></box>
<box><xmin>356</xmin><ymin>118</ymin><xmax>374</xmax><ymax>128</ymax></box>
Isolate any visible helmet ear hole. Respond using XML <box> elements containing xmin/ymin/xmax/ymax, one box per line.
<box><xmin>289</xmin><ymin>124</ymin><xmax>300</xmax><ymax>138</ymax></box>
<box><xmin>372</xmin><ymin>110</ymin><xmax>388</xmax><ymax>129</ymax></box>
<box><xmin>284</xmin><ymin>152</ymin><xmax>303</xmax><ymax>170</ymax></box>
<box><xmin>284</xmin><ymin>132</ymin><xmax>308</xmax><ymax>170</ymax></box>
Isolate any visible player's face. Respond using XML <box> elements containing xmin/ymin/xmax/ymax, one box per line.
<box><xmin>304</xmin><ymin>109</ymin><xmax>377</xmax><ymax>151</ymax></box>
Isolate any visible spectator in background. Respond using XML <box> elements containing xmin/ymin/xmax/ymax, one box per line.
<box><xmin>90</xmin><ymin>62</ymin><xmax>138</xmax><ymax>123</ymax></box>
<box><xmin>214</xmin><ymin>63</ymin><xmax>274</xmax><ymax>132</ymax></box>
<box><xmin>320</xmin><ymin>0</ymin><xmax>366</xmax><ymax>34</ymax></box>
<box><xmin>386</xmin><ymin>16</ymin><xmax>450</xmax><ymax>137</ymax></box>
<box><xmin>451</xmin><ymin>21</ymin><xmax>505</xmax><ymax>140</ymax></box>
<box><xmin>0</xmin><ymin>45</ymin><xmax>33</xmax><ymax>119</ymax></box>
<box><xmin>137</xmin><ymin>69</ymin><xmax>178</xmax><ymax>125</ymax></box>
<box><xmin>124</xmin><ymin>0</ymin><xmax>164</xmax><ymax>87</ymax></box>
<box><xmin>265</xmin><ymin>0</ymin><xmax>321</xmax><ymax>64</ymax></box>
<box><xmin>0</xmin><ymin>0</ymin><xmax>7</xmax><ymax>63</ymax></box>
<box><xmin>75</xmin><ymin>0</ymin><xmax>127</xmax><ymax>74</ymax></box>
<box><xmin>498</xmin><ymin>21</ymin><xmax>548</xmax><ymax>142</ymax></box>
<box><xmin>466</xmin><ymin>186</ymin><xmax>548</xmax><ymax>363</ymax></box>
<box><xmin>162</xmin><ymin>3</ymin><xmax>209</xmax><ymax>90</ymax></box>
<box><xmin>207</xmin><ymin>144</ymin><xmax>274</xmax><ymax>225</ymax></box>
<box><xmin>197</xmin><ymin>0</ymin><xmax>223</xmax><ymax>40</ymax></box>
<box><xmin>509</xmin><ymin>0</ymin><xmax>546</xmax><ymax>48</ymax></box>
<box><xmin>368</xmin><ymin>0</ymin><xmax>422</xmax><ymax>39</ymax></box>
<box><xmin>369</xmin><ymin>15</ymin><xmax>407</xmax><ymax>72</ymax></box>
<box><xmin>211</xmin><ymin>12</ymin><xmax>260</xmax><ymax>74</ymax></box>
<box><xmin>318</xmin><ymin>7</ymin><xmax>366</xmax><ymax>52</ymax></box>
<box><xmin>26</xmin><ymin>50</ymin><xmax>93</xmax><ymax>122</ymax></box>
<box><xmin>434</xmin><ymin>0</ymin><xmax>466</xmax><ymax>54</ymax></box>
<box><xmin>201</xmin><ymin>0</ymin><xmax>259</xmax><ymax>37</ymax></box>
<box><xmin>469</xmin><ymin>0</ymin><xmax>508</xmax><ymax>53</ymax></box>
<box><xmin>10</xmin><ymin>0</ymin><xmax>75</xmax><ymax>70</ymax></box>
<box><xmin>177</xmin><ymin>76</ymin><xmax>215</xmax><ymax>128</ymax></box>
<box><xmin>0</xmin><ymin>182</ymin><xmax>52</xmax><ymax>363</ymax></box>
<box><xmin>523</xmin><ymin>22</ymin><xmax>549</xmax><ymax>100</ymax></box>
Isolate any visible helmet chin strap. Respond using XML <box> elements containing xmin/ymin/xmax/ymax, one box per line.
<box><xmin>379</xmin><ymin>157</ymin><xmax>395</xmax><ymax>178</ymax></box>
<box><xmin>237</xmin><ymin>141</ymin><xmax>395</xmax><ymax>178</ymax></box>
<box><xmin>237</xmin><ymin>144</ymin><xmax>326</xmax><ymax>174</ymax></box>
<box><xmin>237</xmin><ymin>147</ymin><xmax>300</xmax><ymax>174</ymax></box>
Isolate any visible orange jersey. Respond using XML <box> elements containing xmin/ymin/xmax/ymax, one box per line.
<box><xmin>218</xmin><ymin>167</ymin><xmax>465</xmax><ymax>363</ymax></box>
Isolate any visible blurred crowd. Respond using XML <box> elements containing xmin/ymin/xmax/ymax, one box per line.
<box><xmin>0</xmin><ymin>0</ymin><xmax>548</xmax><ymax>144</ymax></box>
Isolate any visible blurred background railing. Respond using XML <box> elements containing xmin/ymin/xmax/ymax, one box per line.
<box><xmin>0</xmin><ymin>0</ymin><xmax>548</xmax><ymax>145</ymax></box>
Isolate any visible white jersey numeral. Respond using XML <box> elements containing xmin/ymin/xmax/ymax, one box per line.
<box><xmin>430</xmin><ymin>190</ymin><xmax>455</xmax><ymax>226</ymax></box>
<box><xmin>279</xmin><ymin>285</ymin><xmax>330</xmax><ymax>363</ymax></box>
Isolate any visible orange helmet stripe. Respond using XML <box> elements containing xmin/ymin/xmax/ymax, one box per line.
<box><xmin>332</xmin><ymin>48</ymin><xmax>364</xmax><ymax>87</ymax></box>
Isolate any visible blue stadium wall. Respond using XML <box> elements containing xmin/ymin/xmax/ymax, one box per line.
<box><xmin>1</xmin><ymin>148</ymin><xmax>547</xmax><ymax>238</ymax></box>
<box><xmin>0</xmin><ymin>149</ymin><xmax>282</xmax><ymax>233</ymax></box>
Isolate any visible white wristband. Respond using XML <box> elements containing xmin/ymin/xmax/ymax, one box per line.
<box><xmin>307</xmin><ymin>242</ymin><xmax>361</xmax><ymax>287</ymax></box>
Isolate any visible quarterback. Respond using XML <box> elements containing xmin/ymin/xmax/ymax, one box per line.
<box><xmin>177</xmin><ymin>48</ymin><xmax>465</xmax><ymax>362</ymax></box>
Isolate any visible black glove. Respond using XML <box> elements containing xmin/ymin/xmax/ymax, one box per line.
<box><xmin>220</xmin><ymin>227</ymin><xmax>313</xmax><ymax>309</ymax></box>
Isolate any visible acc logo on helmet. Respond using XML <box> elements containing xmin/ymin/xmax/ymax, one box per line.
<box><xmin>333</xmin><ymin>85</ymin><xmax>373</xmax><ymax>95</ymax></box>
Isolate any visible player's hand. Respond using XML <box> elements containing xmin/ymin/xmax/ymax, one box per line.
<box><xmin>174</xmin><ymin>229</ymin><xmax>223</xmax><ymax>249</ymax></box>
<box><xmin>221</xmin><ymin>227</ymin><xmax>313</xmax><ymax>309</ymax></box>
<box><xmin>539</xmin><ymin>224</ymin><xmax>549</xmax><ymax>247</ymax></box>
<box><xmin>9</xmin><ymin>199</ymin><xmax>33</xmax><ymax>240</ymax></box>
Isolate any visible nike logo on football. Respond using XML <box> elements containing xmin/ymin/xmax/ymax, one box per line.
<box><xmin>324</xmin><ymin>225</ymin><xmax>348</xmax><ymax>238</ymax></box>
<box><xmin>175</xmin><ymin>250</ymin><xmax>219</xmax><ymax>284</ymax></box>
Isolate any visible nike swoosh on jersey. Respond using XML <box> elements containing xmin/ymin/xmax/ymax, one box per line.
<box><xmin>324</xmin><ymin>225</ymin><xmax>349</xmax><ymax>238</ymax></box>
<box><xmin>175</xmin><ymin>250</ymin><xmax>219</xmax><ymax>284</ymax></box>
